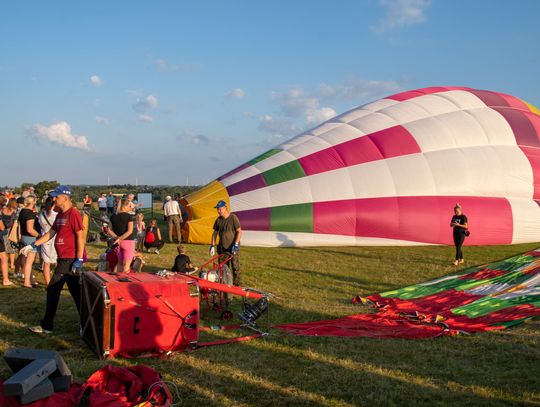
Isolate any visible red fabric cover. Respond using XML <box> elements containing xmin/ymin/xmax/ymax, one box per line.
<box><xmin>276</xmin><ymin>312</ymin><xmax>447</xmax><ymax>339</ymax></box>
<box><xmin>276</xmin><ymin>291</ymin><xmax>540</xmax><ymax>339</ymax></box>
<box><xmin>0</xmin><ymin>380</ymin><xmax>81</xmax><ymax>407</ymax></box>
<box><xmin>81</xmin><ymin>365</ymin><xmax>172</xmax><ymax>407</ymax></box>
<box><xmin>0</xmin><ymin>366</ymin><xmax>171</xmax><ymax>407</ymax></box>
<box><xmin>367</xmin><ymin>291</ymin><xmax>481</xmax><ymax>315</ymax></box>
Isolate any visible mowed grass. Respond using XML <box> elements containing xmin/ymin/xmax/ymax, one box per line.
<box><xmin>0</xmin><ymin>212</ymin><xmax>538</xmax><ymax>406</ymax></box>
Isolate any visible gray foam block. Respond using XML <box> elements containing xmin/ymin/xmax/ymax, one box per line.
<box><xmin>50</xmin><ymin>375</ymin><xmax>72</xmax><ymax>392</ymax></box>
<box><xmin>3</xmin><ymin>358</ymin><xmax>56</xmax><ymax>396</ymax></box>
<box><xmin>19</xmin><ymin>378</ymin><xmax>54</xmax><ymax>405</ymax></box>
<box><xmin>3</xmin><ymin>348</ymin><xmax>71</xmax><ymax>377</ymax></box>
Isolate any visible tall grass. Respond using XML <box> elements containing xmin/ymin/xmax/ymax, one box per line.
<box><xmin>0</xmin><ymin>215</ymin><xmax>538</xmax><ymax>406</ymax></box>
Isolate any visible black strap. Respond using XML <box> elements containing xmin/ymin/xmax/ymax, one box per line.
<box><xmin>41</xmin><ymin>210</ymin><xmax>53</xmax><ymax>227</ymax></box>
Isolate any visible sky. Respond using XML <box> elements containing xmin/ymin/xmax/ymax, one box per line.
<box><xmin>1</xmin><ymin>0</ymin><xmax>539</xmax><ymax>186</ymax></box>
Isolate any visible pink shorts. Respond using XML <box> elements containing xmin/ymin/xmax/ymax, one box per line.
<box><xmin>118</xmin><ymin>239</ymin><xmax>135</xmax><ymax>264</ymax></box>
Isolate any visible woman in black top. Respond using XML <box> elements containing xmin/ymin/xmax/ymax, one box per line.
<box><xmin>107</xmin><ymin>199</ymin><xmax>134</xmax><ymax>273</ymax></box>
<box><xmin>450</xmin><ymin>204</ymin><xmax>468</xmax><ymax>266</ymax></box>
<box><xmin>19</xmin><ymin>196</ymin><xmax>41</xmax><ymax>287</ymax></box>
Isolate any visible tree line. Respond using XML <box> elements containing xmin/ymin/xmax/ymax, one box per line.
<box><xmin>3</xmin><ymin>181</ymin><xmax>202</xmax><ymax>203</ymax></box>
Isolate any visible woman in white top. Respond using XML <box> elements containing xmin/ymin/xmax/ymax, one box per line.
<box><xmin>38</xmin><ymin>197</ymin><xmax>57</xmax><ymax>285</ymax></box>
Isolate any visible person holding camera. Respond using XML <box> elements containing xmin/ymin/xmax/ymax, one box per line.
<box><xmin>22</xmin><ymin>185</ymin><xmax>85</xmax><ymax>334</ymax></box>
<box><xmin>450</xmin><ymin>203</ymin><xmax>469</xmax><ymax>266</ymax></box>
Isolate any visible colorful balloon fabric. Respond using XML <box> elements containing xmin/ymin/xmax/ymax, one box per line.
<box><xmin>184</xmin><ymin>86</ymin><xmax>540</xmax><ymax>246</ymax></box>
<box><xmin>276</xmin><ymin>249</ymin><xmax>540</xmax><ymax>339</ymax></box>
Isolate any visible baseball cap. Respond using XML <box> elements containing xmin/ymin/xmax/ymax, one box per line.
<box><xmin>49</xmin><ymin>185</ymin><xmax>72</xmax><ymax>197</ymax></box>
<box><xmin>214</xmin><ymin>200</ymin><xmax>227</xmax><ymax>208</ymax></box>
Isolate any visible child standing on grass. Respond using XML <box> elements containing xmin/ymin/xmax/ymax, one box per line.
<box><xmin>135</xmin><ymin>212</ymin><xmax>146</xmax><ymax>252</ymax></box>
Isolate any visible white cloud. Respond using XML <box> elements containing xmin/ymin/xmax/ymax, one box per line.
<box><xmin>29</xmin><ymin>121</ymin><xmax>91</xmax><ymax>151</ymax></box>
<box><xmin>138</xmin><ymin>114</ymin><xmax>153</xmax><ymax>123</ymax></box>
<box><xmin>225</xmin><ymin>88</ymin><xmax>246</xmax><ymax>99</ymax></box>
<box><xmin>132</xmin><ymin>94</ymin><xmax>159</xmax><ymax>113</ymax></box>
<box><xmin>270</xmin><ymin>89</ymin><xmax>336</xmax><ymax>126</ymax></box>
<box><xmin>262</xmin><ymin>77</ymin><xmax>402</xmax><ymax>139</ymax></box>
<box><xmin>306</xmin><ymin>107</ymin><xmax>337</xmax><ymax>125</ymax></box>
<box><xmin>258</xmin><ymin>115</ymin><xmax>300</xmax><ymax>136</ymax></box>
<box><xmin>178</xmin><ymin>129</ymin><xmax>211</xmax><ymax>145</ymax></box>
<box><xmin>317</xmin><ymin>78</ymin><xmax>401</xmax><ymax>101</ymax></box>
<box><xmin>271</xmin><ymin>89</ymin><xmax>319</xmax><ymax>118</ymax></box>
<box><xmin>192</xmin><ymin>134</ymin><xmax>209</xmax><ymax>145</ymax></box>
<box><xmin>90</xmin><ymin>75</ymin><xmax>103</xmax><ymax>86</ymax></box>
<box><xmin>155</xmin><ymin>59</ymin><xmax>172</xmax><ymax>72</ymax></box>
<box><xmin>95</xmin><ymin>116</ymin><xmax>110</xmax><ymax>126</ymax></box>
<box><xmin>270</xmin><ymin>78</ymin><xmax>400</xmax><ymax>123</ymax></box>
<box><xmin>155</xmin><ymin>58</ymin><xmax>202</xmax><ymax>73</ymax></box>
<box><xmin>371</xmin><ymin>0</ymin><xmax>431</xmax><ymax>33</ymax></box>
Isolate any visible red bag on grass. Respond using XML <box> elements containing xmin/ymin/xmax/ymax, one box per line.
<box><xmin>80</xmin><ymin>364</ymin><xmax>172</xmax><ymax>407</ymax></box>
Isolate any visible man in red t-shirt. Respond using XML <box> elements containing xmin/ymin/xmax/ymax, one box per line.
<box><xmin>20</xmin><ymin>185</ymin><xmax>85</xmax><ymax>334</ymax></box>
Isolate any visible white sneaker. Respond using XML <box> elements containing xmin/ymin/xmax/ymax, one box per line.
<box><xmin>154</xmin><ymin>249</ymin><xmax>160</xmax><ymax>255</ymax></box>
<box><xmin>28</xmin><ymin>325</ymin><xmax>52</xmax><ymax>334</ymax></box>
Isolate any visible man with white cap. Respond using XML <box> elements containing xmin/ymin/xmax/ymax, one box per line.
<box><xmin>21</xmin><ymin>185</ymin><xmax>85</xmax><ymax>334</ymax></box>
<box><xmin>163</xmin><ymin>195</ymin><xmax>182</xmax><ymax>243</ymax></box>
<box><xmin>210</xmin><ymin>200</ymin><xmax>242</xmax><ymax>285</ymax></box>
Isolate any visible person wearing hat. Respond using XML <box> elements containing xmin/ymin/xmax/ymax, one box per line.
<box><xmin>20</xmin><ymin>185</ymin><xmax>86</xmax><ymax>334</ymax></box>
<box><xmin>163</xmin><ymin>195</ymin><xmax>183</xmax><ymax>243</ymax></box>
<box><xmin>210</xmin><ymin>200</ymin><xmax>242</xmax><ymax>285</ymax></box>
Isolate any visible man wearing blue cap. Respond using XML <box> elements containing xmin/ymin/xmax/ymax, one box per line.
<box><xmin>20</xmin><ymin>185</ymin><xmax>85</xmax><ymax>334</ymax></box>
<box><xmin>210</xmin><ymin>200</ymin><xmax>242</xmax><ymax>285</ymax></box>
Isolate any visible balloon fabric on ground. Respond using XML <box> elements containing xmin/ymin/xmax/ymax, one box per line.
<box><xmin>276</xmin><ymin>248</ymin><xmax>540</xmax><ymax>339</ymax></box>
<box><xmin>183</xmin><ymin>86</ymin><xmax>540</xmax><ymax>247</ymax></box>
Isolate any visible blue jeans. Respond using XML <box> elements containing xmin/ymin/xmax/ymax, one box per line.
<box><xmin>21</xmin><ymin>235</ymin><xmax>38</xmax><ymax>253</ymax></box>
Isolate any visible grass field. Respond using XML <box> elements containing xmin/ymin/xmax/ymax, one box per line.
<box><xmin>0</xmin><ymin>210</ymin><xmax>539</xmax><ymax>406</ymax></box>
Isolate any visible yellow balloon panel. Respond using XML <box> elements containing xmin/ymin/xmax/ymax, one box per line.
<box><xmin>525</xmin><ymin>101</ymin><xmax>540</xmax><ymax>116</ymax></box>
<box><xmin>185</xmin><ymin>181</ymin><xmax>229</xmax><ymax>244</ymax></box>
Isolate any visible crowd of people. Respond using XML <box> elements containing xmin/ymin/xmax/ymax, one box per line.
<box><xmin>0</xmin><ymin>185</ymin><xmax>245</xmax><ymax>336</ymax></box>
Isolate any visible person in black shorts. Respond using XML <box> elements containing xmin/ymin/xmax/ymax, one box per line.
<box><xmin>450</xmin><ymin>203</ymin><xmax>469</xmax><ymax>266</ymax></box>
